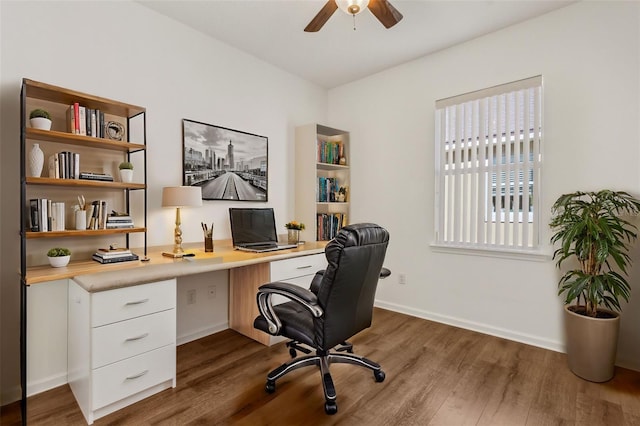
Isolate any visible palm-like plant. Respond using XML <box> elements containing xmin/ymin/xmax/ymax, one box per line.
<box><xmin>550</xmin><ymin>190</ymin><xmax>640</xmax><ymax>317</ymax></box>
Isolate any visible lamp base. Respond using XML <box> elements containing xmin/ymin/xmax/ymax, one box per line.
<box><xmin>162</xmin><ymin>251</ymin><xmax>184</xmax><ymax>258</ymax></box>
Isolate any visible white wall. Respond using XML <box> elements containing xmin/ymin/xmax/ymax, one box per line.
<box><xmin>0</xmin><ymin>0</ymin><xmax>326</xmax><ymax>404</ymax></box>
<box><xmin>328</xmin><ymin>1</ymin><xmax>640</xmax><ymax>368</ymax></box>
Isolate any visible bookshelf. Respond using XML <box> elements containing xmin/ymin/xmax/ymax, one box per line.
<box><xmin>19</xmin><ymin>78</ymin><xmax>147</xmax><ymax>419</ymax></box>
<box><xmin>294</xmin><ymin>124</ymin><xmax>350</xmax><ymax>242</ymax></box>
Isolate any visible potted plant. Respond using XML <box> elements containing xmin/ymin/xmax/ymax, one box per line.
<box><xmin>285</xmin><ymin>221</ymin><xmax>305</xmax><ymax>245</ymax></box>
<box><xmin>550</xmin><ymin>190</ymin><xmax>640</xmax><ymax>382</ymax></box>
<box><xmin>29</xmin><ymin>108</ymin><xmax>52</xmax><ymax>130</ymax></box>
<box><xmin>118</xmin><ymin>161</ymin><xmax>134</xmax><ymax>183</ymax></box>
<box><xmin>47</xmin><ymin>247</ymin><xmax>71</xmax><ymax>268</ymax></box>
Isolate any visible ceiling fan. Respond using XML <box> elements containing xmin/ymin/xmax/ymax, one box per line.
<box><xmin>304</xmin><ymin>0</ymin><xmax>403</xmax><ymax>32</ymax></box>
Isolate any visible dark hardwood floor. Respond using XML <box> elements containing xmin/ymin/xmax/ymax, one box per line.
<box><xmin>3</xmin><ymin>308</ymin><xmax>640</xmax><ymax>425</ymax></box>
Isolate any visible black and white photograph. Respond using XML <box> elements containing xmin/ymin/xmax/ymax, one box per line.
<box><xmin>182</xmin><ymin>119</ymin><xmax>268</xmax><ymax>201</ymax></box>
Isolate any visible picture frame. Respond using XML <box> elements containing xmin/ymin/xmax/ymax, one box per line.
<box><xmin>182</xmin><ymin>119</ymin><xmax>268</xmax><ymax>201</ymax></box>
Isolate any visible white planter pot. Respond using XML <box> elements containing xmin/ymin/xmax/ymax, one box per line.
<box><xmin>119</xmin><ymin>169</ymin><xmax>133</xmax><ymax>183</ymax></box>
<box><xmin>30</xmin><ymin>117</ymin><xmax>52</xmax><ymax>130</ymax></box>
<box><xmin>48</xmin><ymin>255</ymin><xmax>70</xmax><ymax>268</ymax></box>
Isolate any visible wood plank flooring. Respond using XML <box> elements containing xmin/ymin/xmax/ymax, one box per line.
<box><xmin>2</xmin><ymin>308</ymin><xmax>640</xmax><ymax>425</ymax></box>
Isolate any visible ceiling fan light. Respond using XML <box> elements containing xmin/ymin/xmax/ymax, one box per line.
<box><xmin>336</xmin><ymin>0</ymin><xmax>370</xmax><ymax>15</ymax></box>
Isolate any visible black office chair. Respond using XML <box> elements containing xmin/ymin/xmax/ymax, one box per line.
<box><xmin>254</xmin><ymin>223</ymin><xmax>390</xmax><ymax>414</ymax></box>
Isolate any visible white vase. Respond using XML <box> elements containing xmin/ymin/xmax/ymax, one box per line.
<box><xmin>29</xmin><ymin>143</ymin><xmax>44</xmax><ymax>177</ymax></box>
<box><xmin>30</xmin><ymin>117</ymin><xmax>52</xmax><ymax>130</ymax></box>
<box><xmin>119</xmin><ymin>169</ymin><xmax>133</xmax><ymax>183</ymax></box>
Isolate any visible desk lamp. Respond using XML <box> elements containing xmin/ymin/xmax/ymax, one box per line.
<box><xmin>162</xmin><ymin>186</ymin><xmax>202</xmax><ymax>258</ymax></box>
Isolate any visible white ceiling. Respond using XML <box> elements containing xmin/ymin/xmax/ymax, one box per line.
<box><xmin>138</xmin><ymin>0</ymin><xmax>573</xmax><ymax>89</ymax></box>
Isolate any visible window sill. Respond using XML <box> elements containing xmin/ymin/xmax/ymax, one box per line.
<box><xmin>430</xmin><ymin>243</ymin><xmax>551</xmax><ymax>262</ymax></box>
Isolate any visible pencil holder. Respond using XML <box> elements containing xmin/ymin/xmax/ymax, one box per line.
<box><xmin>204</xmin><ymin>235</ymin><xmax>213</xmax><ymax>252</ymax></box>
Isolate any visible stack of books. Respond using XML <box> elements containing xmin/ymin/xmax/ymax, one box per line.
<box><xmin>92</xmin><ymin>248</ymin><xmax>139</xmax><ymax>264</ymax></box>
<box><xmin>106</xmin><ymin>215</ymin><xmax>134</xmax><ymax>229</ymax></box>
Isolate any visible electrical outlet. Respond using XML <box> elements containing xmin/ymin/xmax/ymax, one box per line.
<box><xmin>187</xmin><ymin>289</ymin><xmax>196</xmax><ymax>305</ymax></box>
<box><xmin>208</xmin><ymin>285</ymin><xmax>216</xmax><ymax>299</ymax></box>
<box><xmin>398</xmin><ymin>273</ymin><xmax>407</xmax><ymax>285</ymax></box>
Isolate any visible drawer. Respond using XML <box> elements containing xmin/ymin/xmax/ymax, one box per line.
<box><xmin>92</xmin><ymin>309</ymin><xmax>176</xmax><ymax>369</ymax></box>
<box><xmin>92</xmin><ymin>279</ymin><xmax>176</xmax><ymax>327</ymax></box>
<box><xmin>92</xmin><ymin>344</ymin><xmax>175</xmax><ymax>410</ymax></box>
<box><xmin>270</xmin><ymin>254</ymin><xmax>327</xmax><ymax>282</ymax></box>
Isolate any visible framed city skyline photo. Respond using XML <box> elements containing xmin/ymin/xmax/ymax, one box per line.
<box><xmin>182</xmin><ymin>119</ymin><xmax>268</xmax><ymax>201</ymax></box>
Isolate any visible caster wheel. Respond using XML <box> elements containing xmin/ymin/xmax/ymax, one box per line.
<box><xmin>374</xmin><ymin>370</ymin><xmax>386</xmax><ymax>382</ymax></box>
<box><xmin>289</xmin><ymin>348</ymin><xmax>297</xmax><ymax>358</ymax></box>
<box><xmin>265</xmin><ymin>381</ymin><xmax>276</xmax><ymax>394</ymax></box>
<box><xmin>325</xmin><ymin>401</ymin><xmax>338</xmax><ymax>415</ymax></box>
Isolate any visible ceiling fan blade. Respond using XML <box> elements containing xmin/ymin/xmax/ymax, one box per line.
<box><xmin>368</xmin><ymin>0</ymin><xmax>403</xmax><ymax>29</ymax></box>
<box><xmin>304</xmin><ymin>0</ymin><xmax>339</xmax><ymax>32</ymax></box>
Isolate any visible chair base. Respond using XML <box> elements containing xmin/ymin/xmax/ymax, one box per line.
<box><xmin>264</xmin><ymin>343</ymin><xmax>385</xmax><ymax>415</ymax></box>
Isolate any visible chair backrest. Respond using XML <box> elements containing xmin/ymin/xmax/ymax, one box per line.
<box><xmin>315</xmin><ymin>223</ymin><xmax>389</xmax><ymax>350</ymax></box>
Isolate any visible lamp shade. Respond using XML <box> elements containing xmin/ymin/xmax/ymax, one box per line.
<box><xmin>336</xmin><ymin>0</ymin><xmax>369</xmax><ymax>15</ymax></box>
<box><xmin>162</xmin><ymin>186</ymin><xmax>202</xmax><ymax>208</ymax></box>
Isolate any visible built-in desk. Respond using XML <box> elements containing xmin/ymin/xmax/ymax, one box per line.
<box><xmin>61</xmin><ymin>239</ymin><xmax>327</xmax><ymax>424</ymax></box>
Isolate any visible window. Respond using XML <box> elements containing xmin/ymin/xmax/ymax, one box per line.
<box><xmin>434</xmin><ymin>76</ymin><xmax>542</xmax><ymax>251</ymax></box>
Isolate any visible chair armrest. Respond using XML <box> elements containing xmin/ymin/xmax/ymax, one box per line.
<box><xmin>380</xmin><ymin>267</ymin><xmax>391</xmax><ymax>279</ymax></box>
<box><xmin>256</xmin><ymin>282</ymin><xmax>323</xmax><ymax>335</ymax></box>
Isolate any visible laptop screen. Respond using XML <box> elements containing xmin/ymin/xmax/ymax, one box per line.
<box><xmin>229</xmin><ymin>208</ymin><xmax>278</xmax><ymax>246</ymax></box>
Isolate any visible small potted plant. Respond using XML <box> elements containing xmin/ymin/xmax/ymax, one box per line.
<box><xmin>550</xmin><ymin>190</ymin><xmax>640</xmax><ymax>382</ymax></box>
<box><xmin>47</xmin><ymin>247</ymin><xmax>71</xmax><ymax>268</ymax></box>
<box><xmin>285</xmin><ymin>221</ymin><xmax>305</xmax><ymax>245</ymax></box>
<box><xmin>29</xmin><ymin>108</ymin><xmax>52</xmax><ymax>130</ymax></box>
<box><xmin>118</xmin><ymin>161</ymin><xmax>134</xmax><ymax>183</ymax></box>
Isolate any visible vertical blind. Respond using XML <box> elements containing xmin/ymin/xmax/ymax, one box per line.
<box><xmin>435</xmin><ymin>76</ymin><xmax>542</xmax><ymax>250</ymax></box>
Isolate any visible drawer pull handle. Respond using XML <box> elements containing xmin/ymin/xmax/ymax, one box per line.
<box><xmin>296</xmin><ymin>265</ymin><xmax>312</xmax><ymax>269</ymax></box>
<box><xmin>125</xmin><ymin>332</ymin><xmax>149</xmax><ymax>342</ymax></box>
<box><xmin>125</xmin><ymin>370</ymin><xmax>149</xmax><ymax>380</ymax></box>
<box><xmin>125</xmin><ymin>298</ymin><xmax>149</xmax><ymax>306</ymax></box>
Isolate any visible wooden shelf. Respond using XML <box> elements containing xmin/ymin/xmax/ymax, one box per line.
<box><xmin>26</xmin><ymin>227</ymin><xmax>146</xmax><ymax>239</ymax></box>
<box><xmin>26</xmin><ymin>176</ymin><xmax>145</xmax><ymax>190</ymax></box>
<box><xmin>317</xmin><ymin>162</ymin><xmax>349</xmax><ymax>171</ymax></box>
<box><xmin>25</xmin><ymin>128</ymin><xmax>145</xmax><ymax>152</ymax></box>
<box><xmin>23</xmin><ymin>79</ymin><xmax>145</xmax><ymax>117</ymax></box>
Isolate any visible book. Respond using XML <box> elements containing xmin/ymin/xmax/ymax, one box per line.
<box><xmin>78</xmin><ymin>106</ymin><xmax>86</xmax><ymax>136</ymax></box>
<box><xmin>73</xmin><ymin>103</ymin><xmax>80</xmax><ymax>134</ymax></box>
<box><xmin>94</xmin><ymin>251</ymin><xmax>133</xmax><ymax>259</ymax></box>
<box><xmin>74</xmin><ymin>152</ymin><xmax>80</xmax><ymax>179</ymax></box>
<box><xmin>106</xmin><ymin>215</ymin><xmax>133</xmax><ymax>222</ymax></box>
<box><xmin>86</xmin><ymin>108</ymin><xmax>92</xmax><ymax>137</ymax></box>
<box><xmin>79</xmin><ymin>172</ymin><xmax>113</xmax><ymax>182</ymax></box>
<box><xmin>29</xmin><ymin>199</ymin><xmax>39</xmax><ymax>231</ymax></box>
<box><xmin>92</xmin><ymin>253</ymin><xmax>139</xmax><ymax>264</ymax></box>
<box><xmin>91</xmin><ymin>109</ymin><xmax>97</xmax><ymax>138</ymax></box>
<box><xmin>67</xmin><ymin>105</ymin><xmax>76</xmax><ymax>134</ymax></box>
<box><xmin>97</xmin><ymin>247</ymin><xmax>131</xmax><ymax>254</ymax></box>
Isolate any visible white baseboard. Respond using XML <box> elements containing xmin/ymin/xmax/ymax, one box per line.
<box><xmin>177</xmin><ymin>321</ymin><xmax>228</xmax><ymax>346</ymax></box>
<box><xmin>27</xmin><ymin>373</ymin><xmax>68</xmax><ymax>397</ymax></box>
<box><xmin>374</xmin><ymin>299</ymin><xmax>564</xmax><ymax>353</ymax></box>
<box><xmin>614</xmin><ymin>356</ymin><xmax>640</xmax><ymax>373</ymax></box>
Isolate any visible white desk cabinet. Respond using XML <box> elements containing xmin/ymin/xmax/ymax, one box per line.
<box><xmin>230</xmin><ymin>253</ymin><xmax>327</xmax><ymax>345</ymax></box>
<box><xmin>68</xmin><ymin>279</ymin><xmax>176</xmax><ymax>425</ymax></box>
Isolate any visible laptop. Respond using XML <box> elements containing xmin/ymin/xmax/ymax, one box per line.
<box><xmin>229</xmin><ymin>208</ymin><xmax>298</xmax><ymax>253</ymax></box>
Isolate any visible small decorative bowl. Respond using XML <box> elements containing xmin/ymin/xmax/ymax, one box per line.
<box><xmin>48</xmin><ymin>255</ymin><xmax>70</xmax><ymax>268</ymax></box>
